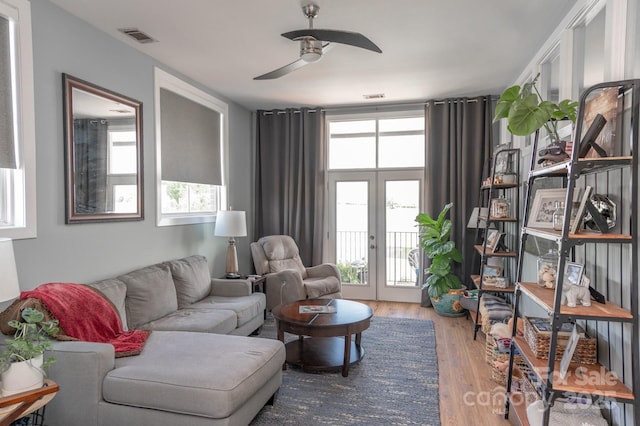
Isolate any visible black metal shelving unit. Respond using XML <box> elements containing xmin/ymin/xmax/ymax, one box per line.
<box><xmin>505</xmin><ymin>79</ymin><xmax>640</xmax><ymax>425</ymax></box>
<box><xmin>472</xmin><ymin>147</ymin><xmax>520</xmax><ymax>340</ymax></box>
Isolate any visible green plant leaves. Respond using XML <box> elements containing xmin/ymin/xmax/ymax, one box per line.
<box><xmin>416</xmin><ymin>203</ymin><xmax>463</xmax><ymax>298</ymax></box>
<box><xmin>494</xmin><ymin>73</ymin><xmax>578</xmax><ymax>140</ymax></box>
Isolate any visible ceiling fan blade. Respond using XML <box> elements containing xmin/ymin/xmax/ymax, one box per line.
<box><xmin>253</xmin><ymin>57</ymin><xmax>310</xmax><ymax>80</ymax></box>
<box><xmin>282</xmin><ymin>29</ymin><xmax>382</xmax><ymax>53</ymax></box>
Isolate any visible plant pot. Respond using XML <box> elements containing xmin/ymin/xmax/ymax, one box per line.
<box><xmin>429</xmin><ymin>289</ymin><xmax>467</xmax><ymax>317</ymax></box>
<box><xmin>1</xmin><ymin>354</ymin><xmax>45</xmax><ymax>396</ymax></box>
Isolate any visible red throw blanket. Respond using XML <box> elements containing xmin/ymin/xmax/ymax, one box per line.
<box><xmin>21</xmin><ymin>283</ymin><xmax>149</xmax><ymax>357</ymax></box>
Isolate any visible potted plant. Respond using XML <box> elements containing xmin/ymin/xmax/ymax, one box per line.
<box><xmin>493</xmin><ymin>73</ymin><xmax>578</xmax><ymax>144</ymax></box>
<box><xmin>0</xmin><ymin>308</ymin><xmax>59</xmax><ymax>396</ymax></box>
<box><xmin>415</xmin><ymin>203</ymin><xmax>466</xmax><ymax>316</ymax></box>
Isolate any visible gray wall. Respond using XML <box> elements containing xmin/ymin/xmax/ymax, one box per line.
<box><xmin>11</xmin><ymin>0</ymin><xmax>254</xmax><ymax>291</ymax></box>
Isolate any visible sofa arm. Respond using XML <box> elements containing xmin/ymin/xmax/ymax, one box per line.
<box><xmin>44</xmin><ymin>340</ymin><xmax>116</xmax><ymax>426</ymax></box>
<box><xmin>306</xmin><ymin>263</ymin><xmax>341</xmax><ymax>280</ymax></box>
<box><xmin>264</xmin><ymin>270</ymin><xmax>307</xmax><ymax>311</ymax></box>
<box><xmin>209</xmin><ymin>279</ymin><xmax>252</xmax><ymax>297</ymax></box>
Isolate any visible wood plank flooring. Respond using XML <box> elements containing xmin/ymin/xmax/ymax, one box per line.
<box><xmin>356</xmin><ymin>300</ymin><xmax>513</xmax><ymax>426</ymax></box>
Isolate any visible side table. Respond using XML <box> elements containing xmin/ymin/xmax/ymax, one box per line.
<box><xmin>246</xmin><ymin>275</ymin><xmax>267</xmax><ymax>318</ymax></box>
<box><xmin>0</xmin><ymin>379</ymin><xmax>59</xmax><ymax>426</ymax></box>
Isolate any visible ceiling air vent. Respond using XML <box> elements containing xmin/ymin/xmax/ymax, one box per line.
<box><xmin>363</xmin><ymin>93</ymin><xmax>385</xmax><ymax>100</ymax></box>
<box><xmin>118</xmin><ymin>28</ymin><xmax>157</xmax><ymax>44</ymax></box>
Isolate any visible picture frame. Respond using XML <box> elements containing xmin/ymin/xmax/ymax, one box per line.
<box><xmin>569</xmin><ymin>186</ymin><xmax>593</xmax><ymax>234</ymax></box>
<box><xmin>563</xmin><ymin>262</ymin><xmax>584</xmax><ymax>288</ymax></box>
<box><xmin>559</xmin><ymin>324</ymin><xmax>581</xmax><ymax>379</ymax></box>
<box><xmin>580</xmin><ymin>87</ymin><xmax>619</xmax><ymax>159</ymax></box>
<box><xmin>485</xmin><ymin>230</ymin><xmax>502</xmax><ymax>251</ymax></box>
<box><xmin>527</xmin><ymin>188</ymin><xmax>574</xmax><ymax>229</ymax></box>
<box><xmin>482</xmin><ymin>265</ymin><xmax>502</xmax><ymax>277</ymax></box>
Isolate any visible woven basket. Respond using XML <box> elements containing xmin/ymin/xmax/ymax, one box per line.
<box><xmin>523</xmin><ymin>317</ymin><xmax>597</xmax><ymax>364</ymax></box>
<box><xmin>486</xmin><ymin>335</ymin><xmax>526</xmax><ymax>385</ymax></box>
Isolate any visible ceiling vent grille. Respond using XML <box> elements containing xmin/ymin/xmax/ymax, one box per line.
<box><xmin>118</xmin><ymin>28</ymin><xmax>157</xmax><ymax>44</ymax></box>
<box><xmin>363</xmin><ymin>93</ymin><xmax>385</xmax><ymax>100</ymax></box>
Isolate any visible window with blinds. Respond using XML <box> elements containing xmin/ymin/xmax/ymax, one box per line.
<box><xmin>154</xmin><ymin>68</ymin><xmax>228</xmax><ymax>226</ymax></box>
<box><xmin>0</xmin><ymin>0</ymin><xmax>36</xmax><ymax>239</ymax></box>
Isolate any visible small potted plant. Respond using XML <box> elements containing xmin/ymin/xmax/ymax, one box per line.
<box><xmin>415</xmin><ymin>203</ymin><xmax>466</xmax><ymax>316</ymax></box>
<box><xmin>0</xmin><ymin>308</ymin><xmax>59</xmax><ymax>395</ymax></box>
<box><xmin>493</xmin><ymin>73</ymin><xmax>578</xmax><ymax>144</ymax></box>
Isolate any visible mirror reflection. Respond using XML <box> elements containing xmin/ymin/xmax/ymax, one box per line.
<box><xmin>63</xmin><ymin>74</ymin><xmax>143</xmax><ymax>223</ymax></box>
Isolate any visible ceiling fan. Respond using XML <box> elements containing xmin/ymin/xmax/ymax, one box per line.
<box><xmin>254</xmin><ymin>3</ymin><xmax>382</xmax><ymax>80</ymax></box>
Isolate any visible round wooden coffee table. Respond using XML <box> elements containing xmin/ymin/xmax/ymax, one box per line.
<box><xmin>272</xmin><ymin>299</ymin><xmax>373</xmax><ymax>377</ymax></box>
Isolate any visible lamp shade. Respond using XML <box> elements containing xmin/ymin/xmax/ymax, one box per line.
<box><xmin>0</xmin><ymin>238</ymin><xmax>20</xmax><ymax>302</ymax></box>
<box><xmin>214</xmin><ymin>211</ymin><xmax>247</xmax><ymax>237</ymax></box>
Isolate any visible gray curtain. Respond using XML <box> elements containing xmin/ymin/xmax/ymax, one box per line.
<box><xmin>254</xmin><ymin>108</ymin><xmax>326</xmax><ymax>266</ymax></box>
<box><xmin>74</xmin><ymin>119</ymin><xmax>109</xmax><ymax>213</ymax></box>
<box><xmin>424</xmin><ymin>96</ymin><xmax>494</xmax><ymax>285</ymax></box>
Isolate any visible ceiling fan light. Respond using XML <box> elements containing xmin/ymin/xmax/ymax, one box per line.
<box><xmin>301</xmin><ymin>51</ymin><xmax>321</xmax><ymax>63</ymax></box>
<box><xmin>300</xmin><ymin>38</ymin><xmax>322</xmax><ymax>63</ymax></box>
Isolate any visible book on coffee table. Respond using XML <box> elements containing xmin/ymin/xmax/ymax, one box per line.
<box><xmin>299</xmin><ymin>305</ymin><xmax>337</xmax><ymax>314</ymax></box>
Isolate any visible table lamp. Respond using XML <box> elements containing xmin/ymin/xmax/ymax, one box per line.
<box><xmin>214</xmin><ymin>210</ymin><xmax>247</xmax><ymax>278</ymax></box>
<box><xmin>0</xmin><ymin>238</ymin><xmax>21</xmax><ymax>302</ymax></box>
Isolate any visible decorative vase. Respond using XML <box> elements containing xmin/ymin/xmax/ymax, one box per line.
<box><xmin>1</xmin><ymin>354</ymin><xmax>45</xmax><ymax>396</ymax></box>
<box><xmin>429</xmin><ymin>288</ymin><xmax>467</xmax><ymax>317</ymax></box>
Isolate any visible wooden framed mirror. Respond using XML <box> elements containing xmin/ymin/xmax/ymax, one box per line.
<box><xmin>63</xmin><ymin>74</ymin><xmax>143</xmax><ymax>223</ymax></box>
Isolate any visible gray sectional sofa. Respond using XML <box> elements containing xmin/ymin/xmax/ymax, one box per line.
<box><xmin>4</xmin><ymin>255</ymin><xmax>285</xmax><ymax>426</ymax></box>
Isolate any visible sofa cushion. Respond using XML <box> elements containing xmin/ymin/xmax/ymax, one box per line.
<box><xmin>138</xmin><ymin>308</ymin><xmax>237</xmax><ymax>335</ymax></box>
<box><xmin>304</xmin><ymin>276</ymin><xmax>341</xmax><ymax>298</ymax></box>
<box><xmin>165</xmin><ymin>255</ymin><xmax>212</xmax><ymax>309</ymax></box>
<box><xmin>103</xmin><ymin>331</ymin><xmax>285</xmax><ymax>419</ymax></box>
<box><xmin>88</xmin><ymin>279</ymin><xmax>129</xmax><ymax>331</ymax></box>
<box><xmin>190</xmin><ymin>293</ymin><xmax>266</xmax><ymax>328</ymax></box>
<box><xmin>119</xmin><ymin>264</ymin><xmax>178</xmax><ymax>330</ymax></box>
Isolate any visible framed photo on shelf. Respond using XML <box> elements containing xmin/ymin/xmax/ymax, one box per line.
<box><xmin>527</xmin><ymin>188</ymin><xmax>567</xmax><ymax>228</ymax></box>
<box><xmin>559</xmin><ymin>324</ymin><xmax>581</xmax><ymax>379</ymax></box>
<box><xmin>564</xmin><ymin>262</ymin><xmax>584</xmax><ymax>287</ymax></box>
<box><xmin>569</xmin><ymin>186</ymin><xmax>593</xmax><ymax>234</ymax></box>
<box><xmin>485</xmin><ymin>230</ymin><xmax>502</xmax><ymax>251</ymax></box>
<box><xmin>482</xmin><ymin>265</ymin><xmax>502</xmax><ymax>277</ymax></box>
<box><xmin>580</xmin><ymin>87</ymin><xmax>619</xmax><ymax>158</ymax></box>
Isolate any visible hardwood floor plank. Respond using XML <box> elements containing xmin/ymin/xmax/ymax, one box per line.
<box><xmin>354</xmin><ymin>300</ymin><xmax>513</xmax><ymax>426</ymax></box>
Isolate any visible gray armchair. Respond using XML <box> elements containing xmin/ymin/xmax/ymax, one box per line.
<box><xmin>250</xmin><ymin>235</ymin><xmax>342</xmax><ymax>310</ymax></box>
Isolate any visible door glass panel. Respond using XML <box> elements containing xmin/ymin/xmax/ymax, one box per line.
<box><xmin>385</xmin><ymin>180</ymin><xmax>420</xmax><ymax>287</ymax></box>
<box><xmin>336</xmin><ymin>181</ymin><xmax>368</xmax><ymax>285</ymax></box>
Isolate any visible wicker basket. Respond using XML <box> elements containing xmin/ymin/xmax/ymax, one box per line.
<box><xmin>523</xmin><ymin>317</ymin><xmax>597</xmax><ymax>364</ymax></box>
<box><xmin>486</xmin><ymin>335</ymin><xmax>526</xmax><ymax>385</ymax></box>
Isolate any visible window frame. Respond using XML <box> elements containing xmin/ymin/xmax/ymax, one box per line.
<box><xmin>154</xmin><ymin>67</ymin><xmax>229</xmax><ymax>226</ymax></box>
<box><xmin>0</xmin><ymin>0</ymin><xmax>36</xmax><ymax>240</ymax></box>
<box><xmin>326</xmin><ymin>109</ymin><xmax>425</xmax><ymax>171</ymax></box>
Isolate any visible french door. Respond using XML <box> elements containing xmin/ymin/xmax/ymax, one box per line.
<box><xmin>328</xmin><ymin>170</ymin><xmax>423</xmax><ymax>303</ymax></box>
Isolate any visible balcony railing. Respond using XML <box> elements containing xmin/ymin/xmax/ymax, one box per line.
<box><xmin>336</xmin><ymin>231</ymin><xmax>420</xmax><ymax>286</ymax></box>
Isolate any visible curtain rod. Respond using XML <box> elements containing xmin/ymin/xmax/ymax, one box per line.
<box><xmin>258</xmin><ymin>96</ymin><xmax>498</xmax><ymax>114</ymax></box>
<box><xmin>259</xmin><ymin>109</ymin><xmax>320</xmax><ymax>115</ymax></box>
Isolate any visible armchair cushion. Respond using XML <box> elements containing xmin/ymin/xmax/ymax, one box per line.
<box><xmin>304</xmin><ymin>276</ymin><xmax>341</xmax><ymax>298</ymax></box>
<box><xmin>257</xmin><ymin>235</ymin><xmax>307</xmax><ymax>278</ymax></box>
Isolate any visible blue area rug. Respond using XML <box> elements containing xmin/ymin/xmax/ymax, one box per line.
<box><xmin>250</xmin><ymin>316</ymin><xmax>440</xmax><ymax>425</ymax></box>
